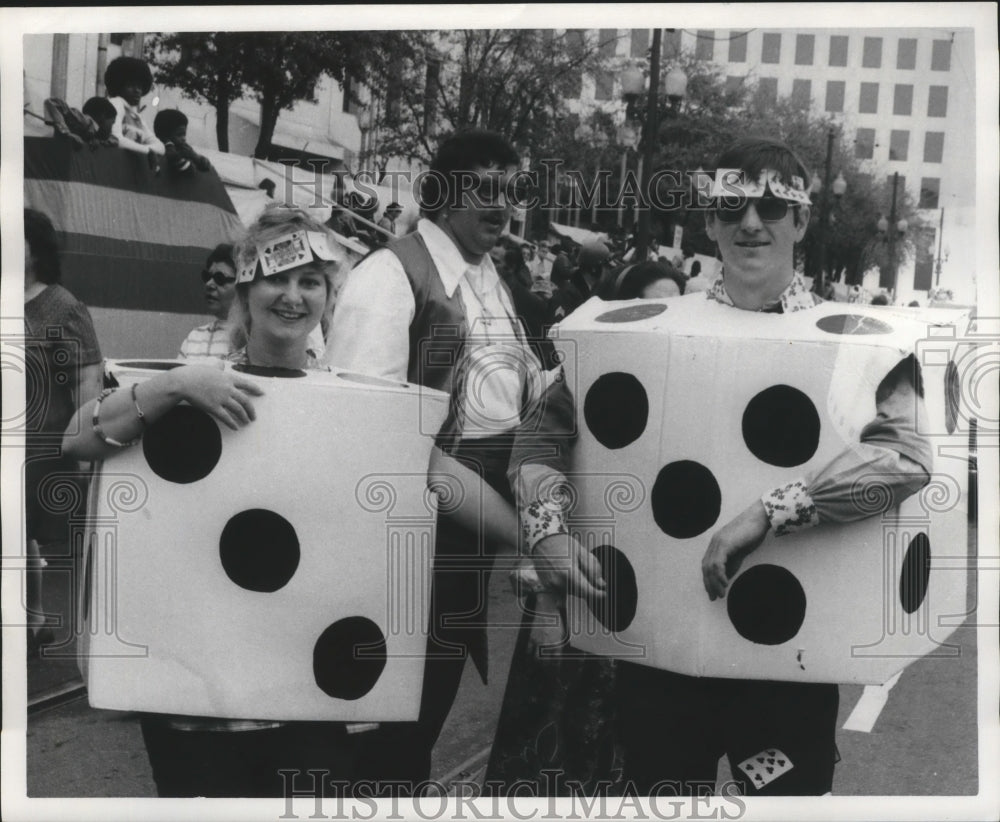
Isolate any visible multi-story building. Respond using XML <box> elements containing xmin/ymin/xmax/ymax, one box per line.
<box><xmin>567</xmin><ymin>27</ymin><xmax>978</xmax><ymax>302</ymax></box>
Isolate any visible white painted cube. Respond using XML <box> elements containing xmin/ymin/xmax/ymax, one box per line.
<box><xmin>556</xmin><ymin>296</ymin><xmax>970</xmax><ymax>686</ymax></box>
<box><xmin>78</xmin><ymin>360</ymin><xmax>448</xmax><ymax>720</ymax></box>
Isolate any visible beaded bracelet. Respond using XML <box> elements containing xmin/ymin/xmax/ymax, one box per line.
<box><xmin>92</xmin><ymin>388</ymin><xmax>142</xmax><ymax>448</ymax></box>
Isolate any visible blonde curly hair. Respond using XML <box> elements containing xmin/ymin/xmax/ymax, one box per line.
<box><xmin>227</xmin><ymin>203</ymin><xmax>346</xmax><ymax>350</ymax></box>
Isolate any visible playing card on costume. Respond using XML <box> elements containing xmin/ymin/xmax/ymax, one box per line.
<box><xmin>78</xmin><ymin>360</ymin><xmax>448</xmax><ymax>721</ymax></box>
<box><xmin>737</xmin><ymin>749</ymin><xmax>794</xmax><ymax>789</ymax></box>
<box><xmin>554</xmin><ymin>297</ymin><xmax>970</xmax><ymax>686</ymax></box>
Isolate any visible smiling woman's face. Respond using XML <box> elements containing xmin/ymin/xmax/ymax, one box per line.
<box><xmin>247</xmin><ymin>264</ymin><xmax>328</xmax><ymax>346</ymax></box>
<box><xmin>439</xmin><ymin>164</ymin><xmax>517</xmax><ymax>264</ymax></box>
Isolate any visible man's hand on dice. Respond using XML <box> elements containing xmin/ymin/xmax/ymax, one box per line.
<box><xmin>532</xmin><ymin>532</ymin><xmax>607</xmax><ymax>603</ymax></box>
<box><xmin>702</xmin><ymin>500</ymin><xmax>771</xmax><ymax>600</ymax></box>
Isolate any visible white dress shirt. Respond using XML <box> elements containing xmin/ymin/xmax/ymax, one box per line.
<box><xmin>327</xmin><ymin>218</ymin><xmax>540</xmax><ymax>438</ymax></box>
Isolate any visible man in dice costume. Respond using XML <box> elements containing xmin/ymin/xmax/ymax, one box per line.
<box><xmin>326</xmin><ymin>129</ymin><xmax>604</xmax><ymax>790</ymax></box>
<box><xmin>614</xmin><ymin>137</ymin><xmax>932</xmax><ymax>796</ymax></box>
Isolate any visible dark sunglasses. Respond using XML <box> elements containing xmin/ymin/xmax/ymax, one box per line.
<box><xmin>714</xmin><ymin>196</ymin><xmax>794</xmax><ymax>224</ymax></box>
<box><xmin>470</xmin><ymin>178</ymin><xmax>533</xmax><ymax>207</ymax></box>
<box><xmin>201</xmin><ymin>269</ymin><xmax>237</xmax><ymax>286</ymax></box>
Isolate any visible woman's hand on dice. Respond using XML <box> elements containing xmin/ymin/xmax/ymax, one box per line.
<box><xmin>166</xmin><ymin>364</ymin><xmax>264</xmax><ymax>431</ymax></box>
<box><xmin>701</xmin><ymin>500</ymin><xmax>771</xmax><ymax>600</ymax></box>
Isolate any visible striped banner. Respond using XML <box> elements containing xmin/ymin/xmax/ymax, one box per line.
<box><xmin>24</xmin><ymin>136</ymin><xmax>244</xmax><ymax>314</ymax></box>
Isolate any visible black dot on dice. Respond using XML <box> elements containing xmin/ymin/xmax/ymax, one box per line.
<box><xmin>945</xmin><ymin>361</ymin><xmax>960</xmax><ymax>434</ymax></box>
<box><xmin>313</xmin><ymin>617</ymin><xmax>387</xmax><ymax>700</ymax></box>
<box><xmin>589</xmin><ymin>545</ymin><xmax>638</xmax><ymax>632</ymax></box>
<box><xmin>584</xmin><ymin>373</ymin><xmax>648</xmax><ymax>449</ymax></box>
<box><xmin>899</xmin><ymin>533</ymin><xmax>931</xmax><ymax>614</ymax></box>
<box><xmin>651</xmin><ymin>460</ymin><xmax>721</xmax><ymax>539</ymax></box>
<box><xmin>219</xmin><ymin>509</ymin><xmax>300</xmax><ymax>593</ymax></box>
<box><xmin>595</xmin><ymin>303</ymin><xmax>667</xmax><ymax>323</ymax></box>
<box><xmin>742</xmin><ymin>385</ymin><xmax>821</xmax><ymax>467</ymax></box>
<box><xmin>232</xmin><ymin>363</ymin><xmax>306</xmax><ymax>378</ymax></box>
<box><xmin>142</xmin><ymin>405</ymin><xmax>222</xmax><ymax>484</ymax></box>
<box><xmin>727</xmin><ymin>564</ymin><xmax>806</xmax><ymax>645</ymax></box>
<box><xmin>115</xmin><ymin>361</ymin><xmax>185</xmax><ymax>371</ymax></box>
<box><xmin>815</xmin><ymin>314</ymin><xmax>893</xmax><ymax>335</ymax></box>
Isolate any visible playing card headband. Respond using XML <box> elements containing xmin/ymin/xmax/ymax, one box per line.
<box><xmin>235</xmin><ymin>230</ymin><xmax>344</xmax><ymax>284</ymax></box>
<box><xmin>711</xmin><ymin>168</ymin><xmax>812</xmax><ymax>206</ymax></box>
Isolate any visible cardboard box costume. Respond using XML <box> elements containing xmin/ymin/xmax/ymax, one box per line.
<box><xmin>78</xmin><ymin>360</ymin><xmax>448</xmax><ymax>720</ymax></box>
<box><xmin>557</xmin><ymin>296</ymin><xmax>970</xmax><ymax>686</ymax></box>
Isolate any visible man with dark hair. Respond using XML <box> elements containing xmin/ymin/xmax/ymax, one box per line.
<box><xmin>178</xmin><ymin>244</ymin><xmax>238</xmax><ymax>359</ymax></box>
<box><xmin>153</xmin><ymin>109</ymin><xmax>211</xmax><ymax>174</ymax></box>
<box><xmin>614</xmin><ymin>136</ymin><xmax>931</xmax><ymax>796</ymax></box>
<box><xmin>328</xmin><ymin>129</ymin><xmax>603</xmax><ymax>789</ymax></box>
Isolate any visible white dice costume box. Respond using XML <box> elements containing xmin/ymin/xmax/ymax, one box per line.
<box><xmin>556</xmin><ymin>296</ymin><xmax>970</xmax><ymax>686</ymax></box>
<box><xmin>78</xmin><ymin>361</ymin><xmax>448</xmax><ymax>721</ymax></box>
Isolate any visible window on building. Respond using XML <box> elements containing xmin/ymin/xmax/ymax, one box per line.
<box><xmin>858</xmin><ymin>81</ymin><xmax>879</xmax><ymax>114</ymax></box>
<box><xmin>795</xmin><ymin>34</ymin><xmax>815</xmax><ymax>65</ymax></box>
<box><xmin>725</xmin><ymin>75</ymin><xmax>744</xmax><ymax>96</ymax></box>
<box><xmin>887</xmin><ymin>174</ymin><xmax>906</xmax><ymax>201</ymax></box>
<box><xmin>663</xmin><ymin>29</ymin><xmax>683</xmax><ymax>59</ymax></box>
<box><xmin>825</xmin><ymin>80</ymin><xmax>845</xmax><ymax>113</ymax></box>
<box><xmin>919</xmin><ymin>178</ymin><xmax>940</xmax><ymax>209</ymax></box>
<box><xmin>927</xmin><ymin>85</ymin><xmax>949</xmax><ymax>117</ymax></box>
<box><xmin>924</xmin><ymin>131</ymin><xmax>945</xmax><ymax>163</ymax></box>
<box><xmin>728</xmin><ymin>31</ymin><xmax>748</xmax><ymax>62</ymax></box>
<box><xmin>829</xmin><ymin>35</ymin><xmax>848</xmax><ymax>66</ymax></box>
<box><xmin>855</xmin><ymin>128</ymin><xmax>876</xmax><ymax>160</ymax></box>
<box><xmin>630</xmin><ymin>28</ymin><xmax>649</xmax><ymax>58</ymax></box>
<box><xmin>762</xmin><ymin>32</ymin><xmax>781</xmax><ymax>64</ymax></box>
<box><xmin>862</xmin><ymin>36</ymin><xmax>882</xmax><ymax>68</ymax></box>
<box><xmin>931</xmin><ymin>39</ymin><xmax>951</xmax><ymax>71</ymax></box>
<box><xmin>695</xmin><ymin>30</ymin><xmax>714</xmax><ymax>60</ymax></box>
<box><xmin>896</xmin><ymin>38</ymin><xmax>917</xmax><ymax>69</ymax></box>
<box><xmin>889</xmin><ymin>130</ymin><xmax>910</xmax><ymax>162</ymax></box>
<box><xmin>791</xmin><ymin>79</ymin><xmax>811</xmax><ymax>109</ymax></box>
<box><xmin>564</xmin><ymin>30</ymin><xmax>585</xmax><ymax>98</ymax></box>
<box><xmin>758</xmin><ymin>77</ymin><xmax>778</xmax><ymax>105</ymax></box>
<box><xmin>893</xmin><ymin>84</ymin><xmax>913</xmax><ymax>115</ymax></box>
<box><xmin>595</xmin><ymin>29</ymin><xmax>617</xmax><ymax>101</ymax></box>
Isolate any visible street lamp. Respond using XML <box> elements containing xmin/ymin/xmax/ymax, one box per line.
<box><xmin>813</xmin><ymin>127</ymin><xmax>848</xmax><ymax>295</ymax></box>
<box><xmin>619</xmin><ymin>31</ymin><xmax>687</xmax><ymax>260</ymax></box>
<box><xmin>878</xmin><ymin>171</ymin><xmax>908</xmax><ymax>299</ymax></box>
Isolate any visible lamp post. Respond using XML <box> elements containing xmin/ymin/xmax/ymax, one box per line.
<box><xmin>935</xmin><ymin>206</ymin><xmax>946</xmax><ymax>286</ymax></box>
<box><xmin>812</xmin><ymin>127</ymin><xmax>848</xmax><ymax>295</ymax></box>
<box><xmin>878</xmin><ymin>171</ymin><xmax>908</xmax><ymax>299</ymax></box>
<box><xmin>619</xmin><ymin>31</ymin><xmax>687</xmax><ymax>260</ymax></box>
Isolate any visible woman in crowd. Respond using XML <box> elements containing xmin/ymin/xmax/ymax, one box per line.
<box><xmin>63</xmin><ymin>203</ymin><xmax>518</xmax><ymax>797</ymax></box>
<box><xmin>598</xmin><ymin>259</ymin><xmax>687</xmax><ymax>300</ymax></box>
<box><xmin>24</xmin><ymin>208</ymin><xmax>103</xmax><ymax>656</ymax></box>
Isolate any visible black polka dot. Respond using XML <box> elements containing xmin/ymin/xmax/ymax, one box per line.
<box><xmin>899</xmin><ymin>533</ymin><xmax>931</xmax><ymax>614</ymax></box>
<box><xmin>114</xmin><ymin>361</ymin><xmax>185</xmax><ymax>371</ymax></box>
<box><xmin>815</xmin><ymin>314</ymin><xmax>893</xmax><ymax>335</ymax></box>
<box><xmin>142</xmin><ymin>405</ymin><xmax>222</xmax><ymax>484</ymax></box>
<box><xmin>589</xmin><ymin>545</ymin><xmax>638</xmax><ymax>632</ymax></box>
<box><xmin>727</xmin><ymin>564</ymin><xmax>806</xmax><ymax>645</ymax></box>
<box><xmin>313</xmin><ymin>617</ymin><xmax>387</xmax><ymax>700</ymax></box>
<box><xmin>651</xmin><ymin>461</ymin><xmax>721</xmax><ymax>539</ymax></box>
<box><xmin>232</xmin><ymin>363</ymin><xmax>306</xmax><ymax>378</ymax></box>
<box><xmin>945</xmin><ymin>361</ymin><xmax>960</xmax><ymax>434</ymax></box>
<box><xmin>336</xmin><ymin>372</ymin><xmax>409</xmax><ymax>388</ymax></box>
<box><xmin>595</xmin><ymin>303</ymin><xmax>667</xmax><ymax>323</ymax></box>
<box><xmin>219</xmin><ymin>509</ymin><xmax>300</xmax><ymax>592</ymax></box>
<box><xmin>742</xmin><ymin>385</ymin><xmax>821</xmax><ymax>467</ymax></box>
<box><xmin>584</xmin><ymin>373</ymin><xmax>648</xmax><ymax>449</ymax></box>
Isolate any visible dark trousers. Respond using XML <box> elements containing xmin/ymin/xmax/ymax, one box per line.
<box><xmin>353</xmin><ymin>435</ymin><xmax>515</xmax><ymax>794</ymax></box>
<box><xmin>616</xmin><ymin>661</ymin><xmax>839</xmax><ymax>796</ymax></box>
<box><xmin>139</xmin><ymin>717</ymin><xmax>356</xmax><ymax>798</ymax></box>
